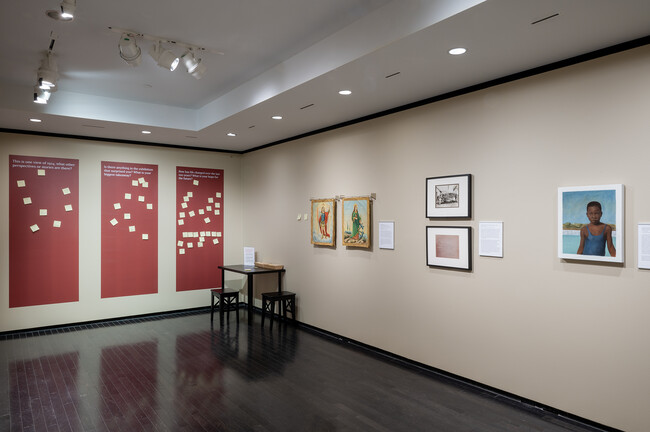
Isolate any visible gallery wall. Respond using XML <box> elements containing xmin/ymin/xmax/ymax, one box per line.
<box><xmin>240</xmin><ymin>45</ymin><xmax>650</xmax><ymax>432</ymax></box>
<box><xmin>0</xmin><ymin>135</ymin><xmax>244</xmax><ymax>332</ymax></box>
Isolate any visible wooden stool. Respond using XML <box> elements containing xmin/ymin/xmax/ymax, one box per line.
<box><xmin>261</xmin><ymin>291</ymin><xmax>296</xmax><ymax>328</ymax></box>
<box><xmin>211</xmin><ymin>288</ymin><xmax>239</xmax><ymax>323</ymax></box>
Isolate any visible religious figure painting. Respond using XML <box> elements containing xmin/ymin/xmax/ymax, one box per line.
<box><xmin>557</xmin><ymin>184</ymin><xmax>624</xmax><ymax>263</ymax></box>
<box><xmin>311</xmin><ymin>199</ymin><xmax>336</xmax><ymax>246</ymax></box>
<box><xmin>342</xmin><ymin>197</ymin><xmax>370</xmax><ymax>248</ymax></box>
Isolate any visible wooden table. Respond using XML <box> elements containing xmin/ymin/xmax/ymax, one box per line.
<box><xmin>219</xmin><ymin>264</ymin><xmax>286</xmax><ymax>324</ymax></box>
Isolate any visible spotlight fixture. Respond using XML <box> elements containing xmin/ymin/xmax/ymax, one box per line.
<box><xmin>180</xmin><ymin>50</ymin><xmax>207</xmax><ymax>79</ymax></box>
<box><xmin>118</xmin><ymin>33</ymin><xmax>142</xmax><ymax>66</ymax></box>
<box><xmin>149</xmin><ymin>41</ymin><xmax>179</xmax><ymax>71</ymax></box>
<box><xmin>60</xmin><ymin>0</ymin><xmax>76</xmax><ymax>19</ymax></box>
<box><xmin>33</xmin><ymin>85</ymin><xmax>51</xmax><ymax>104</ymax></box>
<box><xmin>449</xmin><ymin>47</ymin><xmax>467</xmax><ymax>55</ymax></box>
<box><xmin>37</xmin><ymin>52</ymin><xmax>58</xmax><ymax>89</ymax></box>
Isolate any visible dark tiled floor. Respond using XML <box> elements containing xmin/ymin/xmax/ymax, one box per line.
<box><xmin>0</xmin><ymin>310</ymin><xmax>609</xmax><ymax>432</ymax></box>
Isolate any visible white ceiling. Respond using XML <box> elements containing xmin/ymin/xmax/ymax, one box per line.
<box><xmin>0</xmin><ymin>0</ymin><xmax>649</xmax><ymax>152</ymax></box>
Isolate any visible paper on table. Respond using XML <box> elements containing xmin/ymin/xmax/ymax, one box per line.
<box><xmin>244</xmin><ymin>247</ymin><xmax>255</xmax><ymax>266</ymax></box>
<box><xmin>39</xmin><ymin>209</ymin><xmax>48</xmax><ymax>216</ymax></box>
<box><xmin>17</xmin><ymin>180</ymin><xmax>26</xmax><ymax>187</ymax></box>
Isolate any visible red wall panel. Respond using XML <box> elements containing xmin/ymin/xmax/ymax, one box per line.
<box><xmin>9</xmin><ymin>155</ymin><xmax>79</xmax><ymax>307</ymax></box>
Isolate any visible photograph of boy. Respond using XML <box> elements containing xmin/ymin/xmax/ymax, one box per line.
<box><xmin>577</xmin><ymin>201</ymin><xmax>616</xmax><ymax>257</ymax></box>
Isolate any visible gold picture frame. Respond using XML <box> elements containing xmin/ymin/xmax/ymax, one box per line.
<box><xmin>311</xmin><ymin>199</ymin><xmax>336</xmax><ymax>246</ymax></box>
<box><xmin>342</xmin><ymin>197</ymin><xmax>370</xmax><ymax>248</ymax></box>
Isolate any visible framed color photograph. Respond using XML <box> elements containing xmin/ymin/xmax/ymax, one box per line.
<box><xmin>426</xmin><ymin>226</ymin><xmax>472</xmax><ymax>270</ymax></box>
<box><xmin>342</xmin><ymin>197</ymin><xmax>370</xmax><ymax>248</ymax></box>
<box><xmin>558</xmin><ymin>184</ymin><xmax>624</xmax><ymax>263</ymax></box>
<box><xmin>426</xmin><ymin>174</ymin><xmax>471</xmax><ymax>218</ymax></box>
<box><xmin>311</xmin><ymin>198</ymin><xmax>336</xmax><ymax>246</ymax></box>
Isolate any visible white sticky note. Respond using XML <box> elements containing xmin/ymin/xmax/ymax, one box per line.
<box><xmin>182</xmin><ymin>232</ymin><xmax>188</xmax><ymax>238</ymax></box>
<box><xmin>132</xmin><ymin>180</ymin><xmax>139</xmax><ymax>186</ymax></box>
<box><xmin>30</xmin><ymin>224</ymin><xmax>39</xmax><ymax>232</ymax></box>
<box><xmin>62</xmin><ymin>187</ymin><xmax>71</xmax><ymax>195</ymax></box>
<box><xmin>217</xmin><ymin>232</ymin><xmax>222</xmax><ymax>237</ymax></box>
<box><xmin>213</xmin><ymin>238</ymin><xmax>219</xmax><ymax>245</ymax></box>
<box><xmin>125</xmin><ymin>193</ymin><xmax>132</xmax><ymax>200</ymax></box>
<box><xmin>207</xmin><ymin>206</ymin><xmax>212</xmax><ymax>212</ymax></box>
<box><xmin>187</xmin><ymin>242</ymin><xmax>194</xmax><ymax>248</ymax></box>
<box><xmin>129</xmin><ymin>225</ymin><xmax>136</xmax><ymax>232</ymax></box>
<box><xmin>39</xmin><ymin>209</ymin><xmax>47</xmax><ymax>216</ymax></box>
<box><xmin>183</xmin><ymin>196</ymin><xmax>189</xmax><ymax>202</ymax></box>
<box><xmin>297</xmin><ymin>214</ymin><xmax>302</xmax><ymax>221</ymax></box>
<box><xmin>178</xmin><ymin>219</ymin><xmax>184</xmax><ymax>226</ymax></box>
<box><xmin>124</xmin><ymin>213</ymin><xmax>131</xmax><ymax>220</ymax></box>
<box><xmin>142</xmin><ymin>182</ymin><xmax>148</xmax><ymax>188</ymax></box>
<box><xmin>198</xmin><ymin>242</ymin><xmax>204</xmax><ymax>248</ymax></box>
<box><xmin>53</xmin><ymin>220</ymin><xmax>61</xmax><ymax>228</ymax></box>
<box><xmin>199</xmin><ymin>237</ymin><xmax>205</xmax><ymax>243</ymax></box>
<box><xmin>208</xmin><ymin>198</ymin><xmax>214</xmax><ymax>203</ymax></box>
<box><xmin>23</xmin><ymin>197</ymin><xmax>32</xmax><ymax>205</ymax></box>
<box><xmin>181</xmin><ymin>202</ymin><xmax>188</xmax><ymax>209</ymax></box>
<box><xmin>198</xmin><ymin>209</ymin><xmax>205</xmax><ymax>215</ymax></box>
<box><xmin>138</xmin><ymin>196</ymin><xmax>145</xmax><ymax>202</ymax></box>
<box><xmin>211</xmin><ymin>231</ymin><xmax>217</xmax><ymax>237</ymax></box>
<box><xmin>215</xmin><ymin>210</ymin><xmax>220</xmax><ymax>216</ymax></box>
<box><xmin>215</xmin><ymin>203</ymin><xmax>221</xmax><ymax>208</ymax></box>
<box><xmin>193</xmin><ymin>180</ymin><xmax>199</xmax><ymax>186</ymax></box>
<box><xmin>188</xmin><ymin>191</ymin><xmax>193</xmax><ymax>197</ymax></box>
<box><xmin>142</xmin><ymin>233</ymin><xmax>148</xmax><ymax>240</ymax></box>
<box><xmin>200</xmin><ymin>231</ymin><xmax>206</xmax><ymax>237</ymax></box>
<box><xmin>110</xmin><ymin>218</ymin><xmax>118</xmax><ymax>226</ymax></box>
<box><xmin>17</xmin><ymin>180</ymin><xmax>26</xmax><ymax>187</ymax></box>
<box><xmin>179</xmin><ymin>212</ymin><xmax>185</xmax><ymax>218</ymax></box>
<box><xmin>177</xmin><ymin>240</ymin><xmax>183</xmax><ymax>247</ymax></box>
<box><xmin>179</xmin><ymin>249</ymin><xmax>185</xmax><ymax>255</ymax></box>
<box><xmin>37</xmin><ymin>169</ymin><xmax>45</xmax><ymax>176</ymax></box>
<box><xmin>114</xmin><ymin>203</ymin><xmax>121</xmax><ymax>210</ymax></box>
<box><xmin>216</xmin><ymin>192</ymin><xmax>221</xmax><ymax>198</ymax></box>
<box><xmin>65</xmin><ymin>204</ymin><xmax>73</xmax><ymax>212</ymax></box>
<box><xmin>138</xmin><ymin>177</ymin><xmax>145</xmax><ymax>184</ymax></box>
<box><xmin>204</xmin><ymin>217</ymin><xmax>211</xmax><ymax>223</ymax></box>
<box><xmin>189</xmin><ymin>211</ymin><xmax>195</xmax><ymax>217</ymax></box>
<box><xmin>146</xmin><ymin>203</ymin><xmax>153</xmax><ymax>210</ymax></box>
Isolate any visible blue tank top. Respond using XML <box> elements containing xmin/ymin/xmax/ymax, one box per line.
<box><xmin>583</xmin><ymin>224</ymin><xmax>606</xmax><ymax>256</ymax></box>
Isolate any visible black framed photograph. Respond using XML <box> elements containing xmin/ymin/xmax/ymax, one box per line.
<box><xmin>426</xmin><ymin>226</ymin><xmax>472</xmax><ymax>270</ymax></box>
<box><xmin>426</xmin><ymin>174</ymin><xmax>471</xmax><ymax>218</ymax></box>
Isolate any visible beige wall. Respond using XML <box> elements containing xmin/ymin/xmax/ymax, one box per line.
<box><xmin>0</xmin><ymin>135</ymin><xmax>244</xmax><ymax>332</ymax></box>
<box><xmin>241</xmin><ymin>45</ymin><xmax>650</xmax><ymax>431</ymax></box>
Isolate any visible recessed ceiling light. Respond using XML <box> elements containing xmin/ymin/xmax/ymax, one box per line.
<box><xmin>338</xmin><ymin>90</ymin><xmax>352</xmax><ymax>95</ymax></box>
<box><xmin>272</xmin><ymin>115</ymin><xmax>283</xmax><ymax>120</ymax></box>
<box><xmin>227</xmin><ymin>132</ymin><xmax>236</xmax><ymax>137</ymax></box>
<box><xmin>29</xmin><ymin>118</ymin><xmax>42</xmax><ymax>123</ymax></box>
<box><xmin>449</xmin><ymin>47</ymin><xmax>467</xmax><ymax>55</ymax></box>
<box><xmin>141</xmin><ymin>130</ymin><xmax>151</xmax><ymax>134</ymax></box>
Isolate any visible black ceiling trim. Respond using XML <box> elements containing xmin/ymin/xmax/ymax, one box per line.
<box><xmin>244</xmin><ymin>34</ymin><xmax>650</xmax><ymax>154</ymax></box>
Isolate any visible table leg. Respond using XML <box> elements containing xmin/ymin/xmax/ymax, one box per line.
<box><xmin>278</xmin><ymin>271</ymin><xmax>282</xmax><ymax>293</ymax></box>
<box><xmin>248</xmin><ymin>274</ymin><xmax>254</xmax><ymax>324</ymax></box>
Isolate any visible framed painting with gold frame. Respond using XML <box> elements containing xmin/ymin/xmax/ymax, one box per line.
<box><xmin>311</xmin><ymin>199</ymin><xmax>336</xmax><ymax>246</ymax></box>
<box><xmin>342</xmin><ymin>197</ymin><xmax>370</xmax><ymax>248</ymax></box>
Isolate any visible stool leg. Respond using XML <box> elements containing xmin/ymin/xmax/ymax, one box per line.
<box><xmin>261</xmin><ymin>297</ymin><xmax>267</xmax><ymax>327</ymax></box>
<box><xmin>269</xmin><ymin>300</ymin><xmax>275</xmax><ymax>329</ymax></box>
